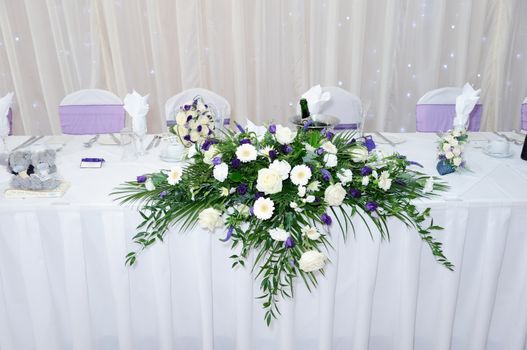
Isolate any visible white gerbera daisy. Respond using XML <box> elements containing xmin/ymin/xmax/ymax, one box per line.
<box><xmin>253</xmin><ymin>197</ymin><xmax>275</xmax><ymax>220</ymax></box>
<box><xmin>236</xmin><ymin>144</ymin><xmax>257</xmax><ymax>163</ymax></box>
<box><xmin>290</xmin><ymin>165</ymin><xmax>312</xmax><ymax>186</ymax></box>
<box><xmin>167</xmin><ymin>166</ymin><xmax>183</xmax><ymax>185</ymax></box>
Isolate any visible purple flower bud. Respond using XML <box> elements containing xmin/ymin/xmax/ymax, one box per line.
<box><xmin>268</xmin><ymin>150</ymin><xmax>278</xmax><ymax>160</ymax></box>
<box><xmin>136</xmin><ymin>175</ymin><xmax>147</xmax><ymax>183</ymax></box>
<box><xmin>320</xmin><ymin>169</ymin><xmax>331</xmax><ymax>182</ymax></box>
<box><xmin>231</xmin><ymin>157</ymin><xmax>241</xmax><ymax>169</ymax></box>
<box><xmin>249</xmin><ymin>206</ymin><xmax>254</xmax><ymax>215</ymax></box>
<box><xmin>316</xmin><ymin>147</ymin><xmax>325</xmax><ymax>155</ymax></box>
<box><xmin>183</xmin><ymin>134</ymin><xmax>191</xmax><ymax>141</ymax></box>
<box><xmin>360</xmin><ymin>166</ymin><xmax>372</xmax><ymax>176</ymax></box>
<box><xmin>282</xmin><ymin>145</ymin><xmax>293</xmax><ymax>154</ymax></box>
<box><xmin>183</xmin><ymin>105</ymin><xmax>191</xmax><ymax>111</ymax></box>
<box><xmin>187</xmin><ymin>115</ymin><xmax>193</xmax><ymax>122</ymax></box>
<box><xmin>254</xmin><ymin>191</ymin><xmax>264</xmax><ymax>199</ymax></box>
<box><xmin>235</xmin><ymin>123</ymin><xmax>245</xmax><ymax>134</ymax></box>
<box><xmin>303</xmin><ymin>120</ymin><xmax>313</xmax><ymax>130</ymax></box>
<box><xmin>325</xmin><ymin>131</ymin><xmax>335</xmax><ymax>140</ymax></box>
<box><xmin>321</xmin><ymin>213</ymin><xmax>332</xmax><ymax>226</ymax></box>
<box><xmin>347</xmin><ymin>138</ymin><xmax>356</xmax><ymax>145</ymax></box>
<box><xmin>237</xmin><ymin>183</ymin><xmax>248</xmax><ymax>195</ymax></box>
<box><xmin>159</xmin><ymin>190</ymin><xmax>168</xmax><ymax>198</ymax></box>
<box><xmin>268</xmin><ymin>124</ymin><xmax>276</xmax><ymax>134</ymax></box>
<box><xmin>406</xmin><ymin>160</ymin><xmax>423</xmax><ymax>168</ymax></box>
<box><xmin>349</xmin><ymin>188</ymin><xmax>361</xmax><ymax>198</ymax></box>
<box><xmin>220</xmin><ymin>226</ymin><xmax>234</xmax><ymax>242</ymax></box>
<box><xmin>365</xmin><ymin>201</ymin><xmax>378</xmax><ymax>212</ymax></box>
<box><xmin>212</xmin><ymin>156</ymin><xmax>222</xmax><ymax>166</ymax></box>
<box><xmin>364</xmin><ymin>136</ymin><xmax>376</xmax><ymax>152</ymax></box>
<box><xmin>239</xmin><ymin>138</ymin><xmax>251</xmax><ymax>145</ymax></box>
<box><xmin>197</xmin><ymin>125</ymin><xmax>202</xmax><ymax>132</ymax></box>
<box><xmin>285</xmin><ymin>236</ymin><xmax>295</xmax><ymax>249</ymax></box>
<box><xmin>202</xmin><ymin>139</ymin><xmax>212</xmax><ymax>151</ymax></box>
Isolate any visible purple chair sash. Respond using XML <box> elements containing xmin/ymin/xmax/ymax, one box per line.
<box><xmin>521</xmin><ymin>104</ymin><xmax>527</xmax><ymax>131</ymax></box>
<box><xmin>416</xmin><ymin>104</ymin><xmax>482</xmax><ymax>132</ymax></box>
<box><xmin>7</xmin><ymin>108</ymin><xmax>12</xmax><ymax>135</ymax></box>
<box><xmin>334</xmin><ymin>123</ymin><xmax>359</xmax><ymax>130</ymax></box>
<box><xmin>59</xmin><ymin>105</ymin><xmax>125</xmax><ymax>135</ymax></box>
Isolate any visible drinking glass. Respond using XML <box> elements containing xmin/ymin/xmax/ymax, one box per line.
<box><xmin>120</xmin><ymin>128</ymin><xmax>138</xmax><ymax>161</ymax></box>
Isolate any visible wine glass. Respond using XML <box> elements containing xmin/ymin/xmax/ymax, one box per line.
<box><xmin>359</xmin><ymin>100</ymin><xmax>371</xmax><ymax>137</ymax></box>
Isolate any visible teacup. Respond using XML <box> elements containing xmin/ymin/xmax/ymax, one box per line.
<box><xmin>486</xmin><ymin>139</ymin><xmax>510</xmax><ymax>155</ymax></box>
<box><xmin>163</xmin><ymin>143</ymin><xmax>185</xmax><ymax>160</ymax></box>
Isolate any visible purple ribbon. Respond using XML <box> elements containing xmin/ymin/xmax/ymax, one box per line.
<box><xmin>220</xmin><ymin>226</ymin><xmax>234</xmax><ymax>242</ymax></box>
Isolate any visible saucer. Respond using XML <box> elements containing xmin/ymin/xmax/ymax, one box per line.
<box><xmin>482</xmin><ymin>147</ymin><xmax>514</xmax><ymax>158</ymax></box>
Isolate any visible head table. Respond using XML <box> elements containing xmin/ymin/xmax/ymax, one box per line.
<box><xmin>0</xmin><ymin>133</ymin><xmax>526</xmax><ymax>350</ymax></box>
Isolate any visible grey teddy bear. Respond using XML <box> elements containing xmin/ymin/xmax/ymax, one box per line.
<box><xmin>8</xmin><ymin>149</ymin><xmax>60</xmax><ymax>190</ymax></box>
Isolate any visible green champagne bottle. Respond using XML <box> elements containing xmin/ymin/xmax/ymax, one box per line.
<box><xmin>299</xmin><ymin>98</ymin><xmax>310</xmax><ymax>119</ymax></box>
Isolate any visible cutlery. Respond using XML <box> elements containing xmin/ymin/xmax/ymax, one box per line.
<box><xmin>145</xmin><ymin>135</ymin><xmax>158</xmax><ymax>151</ymax></box>
<box><xmin>374</xmin><ymin>132</ymin><xmax>396</xmax><ymax>147</ymax></box>
<box><xmin>11</xmin><ymin>136</ymin><xmax>37</xmax><ymax>151</ymax></box>
<box><xmin>109</xmin><ymin>133</ymin><xmax>121</xmax><ymax>145</ymax></box>
<box><xmin>154</xmin><ymin>135</ymin><xmax>162</xmax><ymax>148</ymax></box>
<box><xmin>83</xmin><ymin>135</ymin><xmax>100</xmax><ymax>148</ymax></box>
<box><xmin>493</xmin><ymin>131</ymin><xmax>522</xmax><ymax>145</ymax></box>
<box><xmin>13</xmin><ymin>135</ymin><xmax>44</xmax><ymax>151</ymax></box>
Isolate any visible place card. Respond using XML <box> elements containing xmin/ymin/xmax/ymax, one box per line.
<box><xmin>80</xmin><ymin>158</ymin><xmax>105</xmax><ymax>168</ymax></box>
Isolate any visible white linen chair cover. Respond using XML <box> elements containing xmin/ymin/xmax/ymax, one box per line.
<box><xmin>59</xmin><ymin>89</ymin><xmax>123</xmax><ymax>106</ymax></box>
<box><xmin>417</xmin><ymin>87</ymin><xmax>462</xmax><ymax>104</ymax></box>
<box><xmin>165</xmin><ymin>88</ymin><xmax>231</xmax><ymax>126</ymax></box>
<box><xmin>297</xmin><ymin>86</ymin><xmax>363</xmax><ymax>129</ymax></box>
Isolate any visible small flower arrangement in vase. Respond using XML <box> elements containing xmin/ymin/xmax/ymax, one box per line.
<box><xmin>171</xmin><ymin>96</ymin><xmax>215</xmax><ymax>147</ymax></box>
<box><xmin>436</xmin><ymin>129</ymin><xmax>468</xmax><ymax>175</ymax></box>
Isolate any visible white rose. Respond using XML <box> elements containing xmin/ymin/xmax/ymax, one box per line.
<box><xmin>444</xmin><ymin>135</ymin><xmax>455</xmax><ymax>143</ymax></box>
<box><xmin>200</xmin><ymin>125</ymin><xmax>210</xmax><ymax>137</ymax></box>
<box><xmin>198</xmin><ymin>208</ymin><xmax>223</xmax><ymax>232</ymax></box>
<box><xmin>176</xmin><ymin>125</ymin><xmax>188</xmax><ymax>137</ymax></box>
<box><xmin>213</xmin><ymin>163</ymin><xmax>228</xmax><ymax>182</ymax></box>
<box><xmin>175</xmin><ymin>111</ymin><xmax>188</xmax><ymax>126</ymax></box>
<box><xmin>269</xmin><ymin>159</ymin><xmax>291</xmax><ymax>180</ymax></box>
<box><xmin>299</xmin><ymin>250</ymin><xmax>326</xmax><ymax>272</ymax></box>
<box><xmin>452</xmin><ymin>147</ymin><xmax>461</xmax><ymax>156</ymax></box>
<box><xmin>303</xmin><ymin>143</ymin><xmax>316</xmax><ymax>153</ymax></box>
<box><xmin>445</xmin><ymin>151</ymin><xmax>454</xmax><ymax>159</ymax></box>
<box><xmin>372</xmin><ymin>170</ymin><xmax>378</xmax><ymax>179</ymax></box>
<box><xmin>167</xmin><ymin>166</ymin><xmax>183</xmax><ymax>185</ymax></box>
<box><xmin>289</xmin><ymin>202</ymin><xmax>298</xmax><ymax>209</ymax></box>
<box><xmin>442</xmin><ymin>143</ymin><xmax>451</xmax><ymax>152</ymax></box>
<box><xmin>449</xmin><ymin>138</ymin><xmax>459</xmax><ymax>146</ymax></box>
<box><xmin>236</xmin><ymin>144</ymin><xmax>257</xmax><ymax>163</ymax></box>
<box><xmin>304</xmin><ymin>195</ymin><xmax>315</xmax><ymax>203</ymax></box>
<box><xmin>377</xmin><ymin>171</ymin><xmax>392</xmax><ymax>191</ymax></box>
<box><xmin>145</xmin><ymin>178</ymin><xmax>155</xmax><ymax>191</ymax></box>
<box><xmin>337</xmin><ymin>169</ymin><xmax>353</xmax><ymax>184</ymax></box>
<box><xmin>187</xmin><ymin>145</ymin><xmax>198</xmax><ymax>158</ymax></box>
<box><xmin>453</xmin><ymin>157</ymin><xmax>462</xmax><ymax>166</ymax></box>
<box><xmin>253</xmin><ymin>197</ymin><xmax>275</xmax><ymax>220</ymax></box>
<box><xmin>323</xmin><ymin>153</ymin><xmax>338</xmax><ymax>168</ymax></box>
<box><xmin>301</xmin><ymin>226</ymin><xmax>320</xmax><ymax>240</ymax></box>
<box><xmin>275</xmin><ymin>125</ymin><xmax>297</xmax><ymax>145</ymax></box>
<box><xmin>324</xmin><ymin>183</ymin><xmax>347</xmax><ymax>206</ymax></box>
<box><xmin>290</xmin><ymin>165</ymin><xmax>312</xmax><ymax>186</ymax></box>
<box><xmin>236</xmin><ymin>204</ymin><xmax>251</xmax><ymax>217</ymax></box>
<box><xmin>452</xmin><ymin>129</ymin><xmax>461</xmax><ymax>137</ymax></box>
<box><xmin>269</xmin><ymin>227</ymin><xmax>290</xmax><ymax>241</ymax></box>
<box><xmin>350</xmin><ymin>146</ymin><xmax>369</xmax><ymax>162</ymax></box>
<box><xmin>423</xmin><ymin>176</ymin><xmax>434</xmax><ymax>194</ymax></box>
<box><xmin>321</xmin><ymin>141</ymin><xmax>338</xmax><ymax>154</ymax></box>
<box><xmin>362</xmin><ymin>176</ymin><xmax>369</xmax><ymax>186</ymax></box>
<box><xmin>297</xmin><ymin>186</ymin><xmax>306</xmax><ymax>197</ymax></box>
<box><xmin>197</xmin><ymin>115</ymin><xmax>210</xmax><ymax>125</ymax></box>
<box><xmin>307</xmin><ymin>181</ymin><xmax>320</xmax><ymax>192</ymax></box>
<box><xmin>203</xmin><ymin>145</ymin><xmax>218</xmax><ymax>165</ymax></box>
<box><xmin>256</xmin><ymin>168</ymin><xmax>283</xmax><ymax>194</ymax></box>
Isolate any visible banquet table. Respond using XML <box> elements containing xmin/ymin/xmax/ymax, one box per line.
<box><xmin>1</xmin><ymin>132</ymin><xmax>527</xmax><ymax>350</ymax></box>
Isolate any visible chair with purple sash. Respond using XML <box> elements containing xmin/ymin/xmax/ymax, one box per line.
<box><xmin>59</xmin><ymin>89</ymin><xmax>125</xmax><ymax>135</ymax></box>
<box><xmin>299</xmin><ymin>86</ymin><xmax>363</xmax><ymax>131</ymax></box>
<box><xmin>416</xmin><ymin>87</ymin><xmax>482</xmax><ymax>132</ymax></box>
<box><xmin>165</xmin><ymin>88</ymin><xmax>231</xmax><ymax>129</ymax></box>
<box><xmin>521</xmin><ymin>97</ymin><xmax>527</xmax><ymax>131</ymax></box>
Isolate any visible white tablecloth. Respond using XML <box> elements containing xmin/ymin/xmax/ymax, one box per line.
<box><xmin>1</xmin><ymin>133</ymin><xmax>527</xmax><ymax>350</ymax></box>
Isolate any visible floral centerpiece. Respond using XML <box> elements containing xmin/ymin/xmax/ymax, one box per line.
<box><xmin>172</xmin><ymin>96</ymin><xmax>215</xmax><ymax>147</ymax></box>
<box><xmin>113</xmin><ymin>123</ymin><xmax>452</xmax><ymax>325</ymax></box>
<box><xmin>436</xmin><ymin>129</ymin><xmax>468</xmax><ymax>175</ymax></box>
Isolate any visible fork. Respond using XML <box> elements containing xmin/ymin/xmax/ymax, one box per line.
<box><xmin>83</xmin><ymin>135</ymin><xmax>100</xmax><ymax>148</ymax></box>
<box><xmin>493</xmin><ymin>131</ymin><xmax>522</xmax><ymax>145</ymax></box>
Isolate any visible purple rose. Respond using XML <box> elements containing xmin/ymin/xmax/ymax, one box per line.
<box><xmin>360</xmin><ymin>166</ymin><xmax>372</xmax><ymax>176</ymax></box>
<box><xmin>136</xmin><ymin>175</ymin><xmax>147</xmax><ymax>183</ymax></box>
<box><xmin>282</xmin><ymin>145</ymin><xmax>293</xmax><ymax>154</ymax></box>
<box><xmin>268</xmin><ymin>124</ymin><xmax>276</xmax><ymax>134</ymax></box>
<box><xmin>349</xmin><ymin>188</ymin><xmax>361</xmax><ymax>198</ymax></box>
<box><xmin>239</xmin><ymin>138</ymin><xmax>251</xmax><ymax>145</ymax></box>
<box><xmin>364</xmin><ymin>136</ymin><xmax>376</xmax><ymax>152</ymax></box>
<box><xmin>237</xmin><ymin>183</ymin><xmax>248</xmax><ymax>195</ymax></box>
<box><xmin>285</xmin><ymin>236</ymin><xmax>295</xmax><ymax>249</ymax></box>
<box><xmin>321</xmin><ymin>213</ymin><xmax>332</xmax><ymax>226</ymax></box>
<box><xmin>320</xmin><ymin>169</ymin><xmax>332</xmax><ymax>182</ymax></box>
<box><xmin>159</xmin><ymin>190</ymin><xmax>168</xmax><ymax>198</ymax></box>
<box><xmin>268</xmin><ymin>150</ymin><xmax>278</xmax><ymax>160</ymax></box>
<box><xmin>231</xmin><ymin>157</ymin><xmax>241</xmax><ymax>169</ymax></box>
<box><xmin>316</xmin><ymin>147</ymin><xmax>325</xmax><ymax>155</ymax></box>
<box><xmin>212</xmin><ymin>157</ymin><xmax>222</xmax><ymax>166</ymax></box>
<box><xmin>365</xmin><ymin>201</ymin><xmax>378</xmax><ymax>212</ymax></box>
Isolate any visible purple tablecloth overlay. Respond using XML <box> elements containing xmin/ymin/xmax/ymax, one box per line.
<box><xmin>416</xmin><ymin>104</ymin><xmax>482</xmax><ymax>132</ymax></box>
<box><xmin>521</xmin><ymin>104</ymin><xmax>527</xmax><ymax>131</ymax></box>
<box><xmin>59</xmin><ymin>104</ymin><xmax>125</xmax><ymax>135</ymax></box>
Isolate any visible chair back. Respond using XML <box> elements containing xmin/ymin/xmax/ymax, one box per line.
<box><xmin>59</xmin><ymin>89</ymin><xmax>125</xmax><ymax>135</ymax></box>
<box><xmin>165</xmin><ymin>88</ymin><xmax>231</xmax><ymax>127</ymax></box>
<box><xmin>521</xmin><ymin>97</ymin><xmax>527</xmax><ymax>131</ymax></box>
<box><xmin>416</xmin><ymin>87</ymin><xmax>482</xmax><ymax>132</ymax></box>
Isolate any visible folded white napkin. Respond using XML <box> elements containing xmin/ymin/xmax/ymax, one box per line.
<box><xmin>453</xmin><ymin>83</ymin><xmax>480</xmax><ymax>131</ymax></box>
<box><xmin>0</xmin><ymin>92</ymin><xmax>14</xmax><ymax>137</ymax></box>
<box><xmin>301</xmin><ymin>85</ymin><xmax>331</xmax><ymax>115</ymax></box>
<box><xmin>246</xmin><ymin>120</ymin><xmax>267</xmax><ymax>140</ymax></box>
<box><xmin>124</xmin><ymin>90</ymin><xmax>150</xmax><ymax>136</ymax></box>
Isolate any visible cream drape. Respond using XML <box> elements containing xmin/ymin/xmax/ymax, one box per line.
<box><xmin>0</xmin><ymin>0</ymin><xmax>526</xmax><ymax>135</ymax></box>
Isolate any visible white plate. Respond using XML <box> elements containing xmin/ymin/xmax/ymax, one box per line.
<box><xmin>372</xmin><ymin>133</ymin><xmax>406</xmax><ymax>145</ymax></box>
<box><xmin>482</xmin><ymin>147</ymin><xmax>514</xmax><ymax>158</ymax></box>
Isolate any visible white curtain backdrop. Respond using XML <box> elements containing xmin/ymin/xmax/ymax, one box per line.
<box><xmin>0</xmin><ymin>0</ymin><xmax>526</xmax><ymax>135</ymax></box>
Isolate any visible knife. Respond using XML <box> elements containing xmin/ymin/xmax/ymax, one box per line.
<box><xmin>145</xmin><ymin>135</ymin><xmax>158</xmax><ymax>151</ymax></box>
<box><xmin>374</xmin><ymin>132</ymin><xmax>396</xmax><ymax>147</ymax></box>
<box><xmin>153</xmin><ymin>135</ymin><xmax>162</xmax><ymax>148</ymax></box>
<box><xmin>109</xmin><ymin>133</ymin><xmax>121</xmax><ymax>145</ymax></box>
<box><xmin>12</xmin><ymin>135</ymin><xmax>44</xmax><ymax>151</ymax></box>
<box><xmin>493</xmin><ymin>131</ymin><xmax>522</xmax><ymax>145</ymax></box>
<box><xmin>11</xmin><ymin>136</ymin><xmax>37</xmax><ymax>151</ymax></box>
